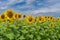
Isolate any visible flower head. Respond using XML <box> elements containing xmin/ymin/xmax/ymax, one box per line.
<box><xmin>5</xmin><ymin>9</ymin><xmax>15</xmax><ymax>20</ymax></box>
<box><xmin>56</xmin><ymin>17</ymin><xmax>60</xmax><ymax>22</ymax></box>
<box><xmin>0</xmin><ymin>14</ymin><xmax>6</xmax><ymax>21</ymax></box>
<box><xmin>36</xmin><ymin>16</ymin><xmax>45</xmax><ymax>23</ymax></box>
<box><xmin>25</xmin><ymin>15</ymin><xmax>35</xmax><ymax>24</ymax></box>
<box><xmin>14</xmin><ymin>13</ymin><xmax>22</xmax><ymax>19</ymax></box>
<box><xmin>23</xmin><ymin>14</ymin><xmax>27</xmax><ymax>18</ymax></box>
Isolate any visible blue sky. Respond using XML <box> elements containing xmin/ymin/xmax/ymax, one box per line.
<box><xmin>0</xmin><ymin>0</ymin><xmax>60</xmax><ymax>17</ymax></box>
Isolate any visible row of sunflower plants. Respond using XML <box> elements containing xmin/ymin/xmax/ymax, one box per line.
<box><xmin>0</xmin><ymin>9</ymin><xmax>60</xmax><ymax>40</ymax></box>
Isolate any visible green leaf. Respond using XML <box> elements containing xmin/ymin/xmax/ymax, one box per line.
<box><xmin>18</xmin><ymin>36</ymin><xmax>25</xmax><ymax>40</ymax></box>
<box><xmin>4</xmin><ymin>33</ymin><xmax>15</xmax><ymax>40</ymax></box>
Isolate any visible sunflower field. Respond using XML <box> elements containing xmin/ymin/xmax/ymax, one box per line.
<box><xmin>0</xmin><ymin>9</ymin><xmax>60</xmax><ymax>40</ymax></box>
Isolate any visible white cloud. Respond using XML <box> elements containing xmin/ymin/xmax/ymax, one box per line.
<box><xmin>0</xmin><ymin>0</ymin><xmax>25</xmax><ymax>10</ymax></box>
<box><xmin>0</xmin><ymin>7</ymin><xmax>8</xmax><ymax>9</ymax></box>
<box><xmin>26</xmin><ymin>0</ymin><xmax>35</xmax><ymax>5</ymax></box>
<box><xmin>0</xmin><ymin>0</ymin><xmax>60</xmax><ymax>16</ymax></box>
<box><xmin>27</xmin><ymin>3</ymin><xmax>60</xmax><ymax>14</ymax></box>
<box><xmin>7</xmin><ymin>0</ymin><xmax>25</xmax><ymax>5</ymax></box>
<box><xmin>49</xmin><ymin>3</ymin><xmax>60</xmax><ymax>8</ymax></box>
<box><xmin>27</xmin><ymin>8</ymin><xmax>60</xmax><ymax>15</ymax></box>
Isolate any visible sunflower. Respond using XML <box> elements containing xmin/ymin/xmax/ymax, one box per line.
<box><xmin>23</xmin><ymin>14</ymin><xmax>27</xmax><ymax>18</ymax></box>
<box><xmin>14</xmin><ymin>13</ymin><xmax>22</xmax><ymax>19</ymax></box>
<box><xmin>44</xmin><ymin>16</ymin><xmax>49</xmax><ymax>19</ymax></box>
<box><xmin>44</xmin><ymin>16</ymin><xmax>48</xmax><ymax>18</ymax></box>
<box><xmin>5</xmin><ymin>9</ymin><xmax>15</xmax><ymax>20</ymax></box>
<box><xmin>49</xmin><ymin>22</ymin><xmax>55</xmax><ymax>27</ymax></box>
<box><xmin>0</xmin><ymin>14</ymin><xmax>6</xmax><ymax>21</ymax></box>
<box><xmin>17</xmin><ymin>13</ymin><xmax>22</xmax><ymax>18</ymax></box>
<box><xmin>36</xmin><ymin>16</ymin><xmax>45</xmax><ymax>23</ymax></box>
<box><xmin>56</xmin><ymin>17</ymin><xmax>60</xmax><ymax>22</ymax></box>
<box><xmin>46</xmin><ymin>16</ymin><xmax>54</xmax><ymax>21</ymax></box>
<box><xmin>50</xmin><ymin>23</ymin><xmax>54</xmax><ymax>27</ymax></box>
<box><xmin>25</xmin><ymin>15</ymin><xmax>35</xmax><ymax>24</ymax></box>
<box><xmin>49</xmin><ymin>16</ymin><xmax>54</xmax><ymax>20</ymax></box>
<box><xmin>14</xmin><ymin>13</ymin><xmax>18</xmax><ymax>19</ymax></box>
<box><xmin>47</xmin><ymin>16</ymin><xmax>51</xmax><ymax>21</ymax></box>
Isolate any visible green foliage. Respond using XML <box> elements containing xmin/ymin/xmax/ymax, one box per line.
<box><xmin>0</xmin><ymin>20</ymin><xmax>60</xmax><ymax>40</ymax></box>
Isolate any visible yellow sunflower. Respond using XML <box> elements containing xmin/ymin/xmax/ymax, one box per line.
<box><xmin>45</xmin><ymin>16</ymin><xmax>48</xmax><ymax>18</ymax></box>
<box><xmin>14</xmin><ymin>13</ymin><xmax>22</xmax><ymax>19</ymax></box>
<box><xmin>44</xmin><ymin>16</ymin><xmax>49</xmax><ymax>19</ymax></box>
<box><xmin>5</xmin><ymin>9</ymin><xmax>15</xmax><ymax>20</ymax></box>
<box><xmin>47</xmin><ymin>16</ymin><xmax>51</xmax><ymax>21</ymax></box>
<box><xmin>17</xmin><ymin>13</ymin><xmax>22</xmax><ymax>18</ymax></box>
<box><xmin>36</xmin><ymin>16</ymin><xmax>45</xmax><ymax>23</ymax></box>
<box><xmin>25</xmin><ymin>15</ymin><xmax>35</xmax><ymax>24</ymax></box>
<box><xmin>23</xmin><ymin>14</ymin><xmax>27</xmax><ymax>18</ymax></box>
<box><xmin>49</xmin><ymin>22</ymin><xmax>56</xmax><ymax>27</ymax></box>
<box><xmin>0</xmin><ymin>14</ymin><xmax>6</xmax><ymax>21</ymax></box>
<box><xmin>56</xmin><ymin>17</ymin><xmax>60</xmax><ymax>22</ymax></box>
<box><xmin>49</xmin><ymin>16</ymin><xmax>54</xmax><ymax>20</ymax></box>
<box><xmin>46</xmin><ymin>16</ymin><xmax>54</xmax><ymax>21</ymax></box>
<box><xmin>14</xmin><ymin>13</ymin><xmax>18</xmax><ymax>19</ymax></box>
